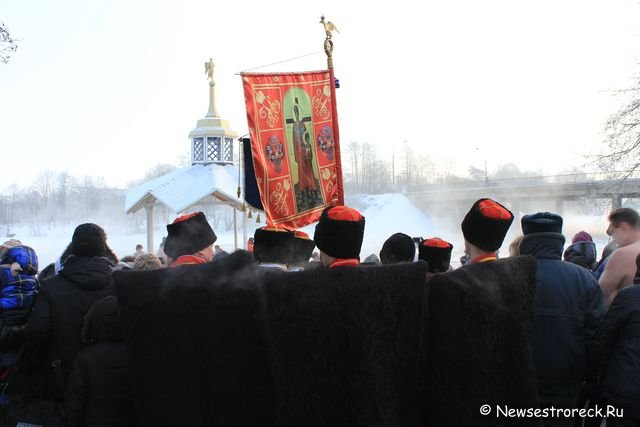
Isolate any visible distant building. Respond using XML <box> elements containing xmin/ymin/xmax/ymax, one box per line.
<box><xmin>125</xmin><ymin>60</ymin><xmax>248</xmax><ymax>252</ymax></box>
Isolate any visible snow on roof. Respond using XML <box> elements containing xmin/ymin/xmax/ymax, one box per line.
<box><xmin>125</xmin><ymin>163</ymin><xmax>243</xmax><ymax>214</ymax></box>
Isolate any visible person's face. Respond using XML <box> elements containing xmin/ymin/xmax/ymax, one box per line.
<box><xmin>198</xmin><ymin>245</ymin><xmax>215</xmax><ymax>262</ymax></box>
<box><xmin>319</xmin><ymin>251</ymin><xmax>333</xmax><ymax>267</ymax></box>
<box><xmin>607</xmin><ymin>222</ymin><xmax>630</xmax><ymax>246</ymax></box>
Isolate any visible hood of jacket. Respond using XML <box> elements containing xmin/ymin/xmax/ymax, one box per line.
<box><xmin>82</xmin><ymin>295</ymin><xmax>123</xmax><ymax>343</ymax></box>
<box><xmin>563</xmin><ymin>240</ymin><xmax>597</xmax><ymax>264</ymax></box>
<box><xmin>60</xmin><ymin>255</ymin><xmax>113</xmax><ymax>290</ymax></box>
<box><xmin>519</xmin><ymin>232</ymin><xmax>565</xmax><ymax>260</ymax></box>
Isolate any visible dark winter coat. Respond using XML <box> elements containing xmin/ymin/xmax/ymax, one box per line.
<box><xmin>520</xmin><ymin>232</ymin><xmax>605</xmax><ymax>407</ymax></box>
<box><xmin>596</xmin><ymin>285</ymin><xmax>640</xmax><ymax>411</ymax></box>
<box><xmin>24</xmin><ymin>255</ymin><xmax>115</xmax><ymax>397</ymax></box>
<box><xmin>563</xmin><ymin>240</ymin><xmax>597</xmax><ymax>272</ymax></box>
<box><xmin>65</xmin><ymin>296</ymin><xmax>135</xmax><ymax>427</ymax></box>
<box><xmin>64</xmin><ymin>343</ymin><xmax>134</xmax><ymax>427</ymax></box>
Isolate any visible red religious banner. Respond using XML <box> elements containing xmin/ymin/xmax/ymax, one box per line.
<box><xmin>241</xmin><ymin>69</ymin><xmax>344</xmax><ymax>229</ymax></box>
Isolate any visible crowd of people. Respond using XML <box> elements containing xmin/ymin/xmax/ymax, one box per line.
<box><xmin>0</xmin><ymin>198</ymin><xmax>639</xmax><ymax>426</ymax></box>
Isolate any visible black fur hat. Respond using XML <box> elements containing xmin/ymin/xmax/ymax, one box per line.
<box><xmin>379</xmin><ymin>233</ymin><xmax>416</xmax><ymax>264</ymax></box>
<box><xmin>461</xmin><ymin>198</ymin><xmax>513</xmax><ymax>252</ymax></box>
<box><xmin>521</xmin><ymin>212</ymin><xmax>563</xmax><ymax>235</ymax></box>
<box><xmin>254</xmin><ymin>227</ymin><xmax>295</xmax><ymax>265</ymax></box>
<box><xmin>164</xmin><ymin>212</ymin><xmax>217</xmax><ymax>259</ymax></box>
<box><xmin>418</xmin><ymin>238</ymin><xmax>453</xmax><ymax>273</ymax></box>
<box><xmin>291</xmin><ymin>230</ymin><xmax>315</xmax><ymax>265</ymax></box>
<box><xmin>314</xmin><ymin>205</ymin><xmax>365</xmax><ymax>259</ymax></box>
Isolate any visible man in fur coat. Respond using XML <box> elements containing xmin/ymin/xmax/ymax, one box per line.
<box><xmin>424</xmin><ymin>198</ymin><xmax>542</xmax><ymax>426</ymax></box>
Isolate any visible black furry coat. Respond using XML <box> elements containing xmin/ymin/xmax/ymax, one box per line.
<box><xmin>115</xmin><ymin>251</ymin><xmax>275</xmax><ymax>426</ymax></box>
<box><xmin>115</xmin><ymin>251</ymin><xmax>541</xmax><ymax>426</ymax></box>
<box><xmin>263</xmin><ymin>262</ymin><xmax>427</xmax><ymax>426</ymax></box>
<box><xmin>424</xmin><ymin>256</ymin><xmax>541</xmax><ymax>426</ymax></box>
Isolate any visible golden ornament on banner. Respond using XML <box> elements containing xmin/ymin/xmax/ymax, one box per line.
<box><xmin>256</xmin><ymin>90</ymin><xmax>281</xmax><ymax>129</ymax></box>
<box><xmin>270</xmin><ymin>180</ymin><xmax>290</xmax><ymax>216</ymax></box>
<box><xmin>313</xmin><ymin>88</ymin><xmax>331</xmax><ymax>120</ymax></box>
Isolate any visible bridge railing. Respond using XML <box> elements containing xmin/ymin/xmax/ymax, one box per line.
<box><xmin>412</xmin><ymin>170</ymin><xmax>640</xmax><ymax>193</ymax></box>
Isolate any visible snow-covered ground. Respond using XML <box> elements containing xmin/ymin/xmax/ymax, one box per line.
<box><xmin>6</xmin><ymin>193</ymin><xmax>614</xmax><ymax>269</ymax></box>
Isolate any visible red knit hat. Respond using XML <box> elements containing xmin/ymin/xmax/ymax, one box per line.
<box><xmin>461</xmin><ymin>198</ymin><xmax>513</xmax><ymax>252</ymax></box>
<box><xmin>571</xmin><ymin>230</ymin><xmax>593</xmax><ymax>244</ymax></box>
<box><xmin>313</xmin><ymin>205</ymin><xmax>365</xmax><ymax>259</ymax></box>
<box><xmin>418</xmin><ymin>238</ymin><xmax>453</xmax><ymax>273</ymax></box>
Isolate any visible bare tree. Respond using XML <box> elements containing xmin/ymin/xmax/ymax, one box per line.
<box><xmin>599</xmin><ymin>77</ymin><xmax>640</xmax><ymax>179</ymax></box>
<box><xmin>468</xmin><ymin>166</ymin><xmax>485</xmax><ymax>181</ymax></box>
<box><xmin>33</xmin><ymin>170</ymin><xmax>56</xmax><ymax>206</ymax></box>
<box><xmin>6</xmin><ymin>185</ymin><xmax>20</xmax><ymax>227</ymax></box>
<box><xmin>342</xmin><ymin>141</ymin><xmax>395</xmax><ymax>194</ymax></box>
<box><xmin>143</xmin><ymin>164</ymin><xmax>178</xmax><ymax>182</ymax></box>
<box><xmin>175</xmin><ymin>151</ymin><xmax>191</xmax><ymax>168</ymax></box>
<box><xmin>348</xmin><ymin>141</ymin><xmax>359</xmax><ymax>189</ymax></box>
<box><xmin>359</xmin><ymin>142</ymin><xmax>372</xmax><ymax>189</ymax></box>
<box><xmin>0</xmin><ymin>22</ymin><xmax>18</xmax><ymax>64</ymax></box>
<box><xmin>413</xmin><ymin>154</ymin><xmax>436</xmax><ymax>186</ymax></box>
<box><xmin>342</xmin><ymin>141</ymin><xmax>440</xmax><ymax>193</ymax></box>
<box><xmin>56</xmin><ymin>171</ymin><xmax>75</xmax><ymax>211</ymax></box>
<box><xmin>364</xmin><ymin>158</ymin><xmax>390</xmax><ymax>193</ymax></box>
<box><xmin>492</xmin><ymin>163</ymin><xmax>526</xmax><ymax>180</ymax></box>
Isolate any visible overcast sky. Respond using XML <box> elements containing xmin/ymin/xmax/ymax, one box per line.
<box><xmin>1</xmin><ymin>0</ymin><xmax>639</xmax><ymax>189</ymax></box>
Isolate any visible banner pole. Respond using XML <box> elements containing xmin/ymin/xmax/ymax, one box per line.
<box><xmin>320</xmin><ymin>16</ymin><xmax>344</xmax><ymax>205</ymax></box>
<box><xmin>320</xmin><ymin>15</ymin><xmax>335</xmax><ymax>70</ymax></box>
